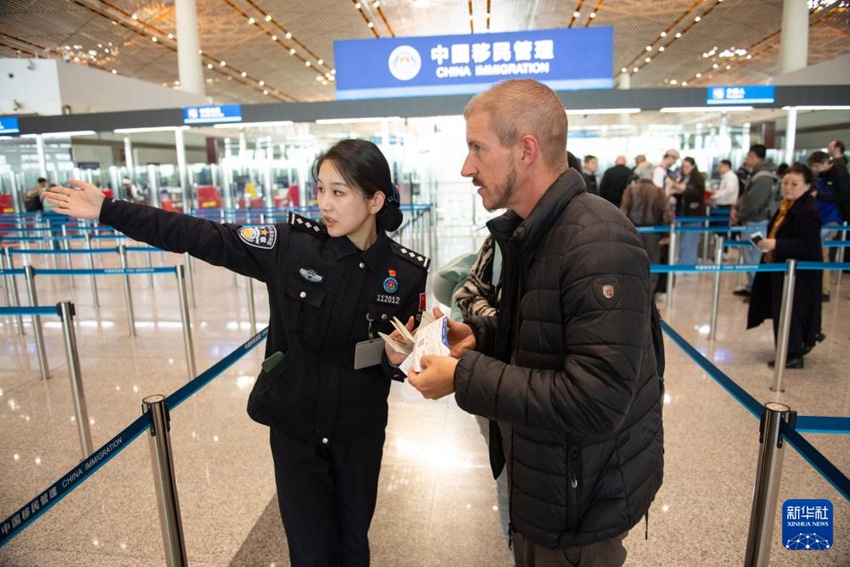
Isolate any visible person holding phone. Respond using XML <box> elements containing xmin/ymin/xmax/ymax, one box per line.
<box><xmin>747</xmin><ymin>163</ymin><xmax>824</xmax><ymax>369</ymax></box>
<box><xmin>46</xmin><ymin>139</ymin><xmax>429</xmax><ymax>566</ymax></box>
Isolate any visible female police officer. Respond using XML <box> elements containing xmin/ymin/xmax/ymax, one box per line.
<box><xmin>46</xmin><ymin>139</ymin><xmax>429</xmax><ymax>566</ymax></box>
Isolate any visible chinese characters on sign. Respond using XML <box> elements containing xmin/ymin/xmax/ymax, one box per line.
<box><xmin>334</xmin><ymin>28</ymin><xmax>614</xmax><ymax>99</ymax></box>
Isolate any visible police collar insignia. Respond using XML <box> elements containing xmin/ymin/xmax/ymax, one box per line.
<box><xmin>299</xmin><ymin>268</ymin><xmax>324</xmax><ymax>283</ymax></box>
<box><xmin>383</xmin><ymin>270</ymin><xmax>398</xmax><ymax>294</ymax></box>
<box><xmin>238</xmin><ymin>226</ymin><xmax>276</xmax><ymax>249</ymax></box>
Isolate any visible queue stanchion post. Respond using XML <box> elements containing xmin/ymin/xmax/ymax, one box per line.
<box><xmin>58</xmin><ymin>301</ymin><xmax>93</xmax><ymax>458</ymax></box>
<box><xmin>838</xmin><ymin>222</ymin><xmax>847</xmax><ymax>287</ymax></box>
<box><xmin>24</xmin><ymin>265</ymin><xmax>50</xmax><ymax>380</ymax></box>
<box><xmin>46</xmin><ymin>220</ymin><xmax>58</xmax><ymax>271</ymax></box>
<box><xmin>61</xmin><ymin>224</ymin><xmax>75</xmax><ymax>289</ymax></box>
<box><xmin>146</xmin><ymin>245</ymin><xmax>154</xmax><ymax>287</ymax></box>
<box><xmin>175</xmin><ymin>265</ymin><xmax>196</xmax><ymax>380</ymax></box>
<box><xmin>246</xmin><ymin>275</ymin><xmax>256</xmax><ymax>333</ymax></box>
<box><xmin>665</xmin><ymin>223</ymin><xmax>677</xmax><ymax>310</ymax></box>
<box><xmin>709</xmin><ymin>236</ymin><xmax>724</xmax><ymax>341</ymax></box>
<box><xmin>3</xmin><ymin>248</ymin><xmax>24</xmax><ymax>335</ymax></box>
<box><xmin>185</xmin><ymin>254</ymin><xmax>196</xmax><ymax>309</ymax></box>
<box><xmin>142</xmin><ymin>395</ymin><xmax>188</xmax><ymax>567</ymax></box>
<box><xmin>84</xmin><ymin>232</ymin><xmax>100</xmax><ymax>308</ymax></box>
<box><xmin>771</xmin><ymin>259</ymin><xmax>796</xmax><ymax>393</ymax></box>
<box><xmin>118</xmin><ymin>244</ymin><xmax>136</xmax><ymax>337</ymax></box>
<box><xmin>744</xmin><ymin>402</ymin><xmax>794</xmax><ymax>567</ymax></box>
<box><xmin>701</xmin><ymin>217</ymin><xmax>710</xmax><ymax>263</ymax></box>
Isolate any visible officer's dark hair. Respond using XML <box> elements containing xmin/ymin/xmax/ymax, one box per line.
<box><xmin>583</xmin><ymin>154</ymin><xmax>597</xmax><ymax>164</ymax></box>
<box><xmin>720</xmin><ymin>159</ymin><xmax>732</xmax><ymax>168</ymax></box>
<box><xmin>312</xmin><ymin>139</ymin><xmax>402</xmax><ymax>232</ymax></box>
<box><xmin>37</xmin><ymin>177</ymin><xmax>47</xmax><ymax>183</ymax></box>
<box><xmin>749</xmin><ymin>144</ymin><xmax>766</xmax><ymax>160</ymax></box>
<box><xmin>834</xmin><ymin>140</ymin><xmax>845</xmax><ymax>154</ymax></box>
<box><xmin>786</xmin><ymin>162</ymin><xmax>813</xmax><ymax>185</ymax></box>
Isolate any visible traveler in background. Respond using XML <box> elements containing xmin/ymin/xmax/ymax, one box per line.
<box><xmin>621</xmin><ymin>178</ymin><xmax>671</xmax><ymax>294</ymax></box>
<box><xmin>634</xmin><ymin>154</ymin><xmax>647</xmax><ymax>171</ymax></box>
<box><xmin>731</xmin><ymin>144</ymin><xmax>775</xmax><ymax>298</ymax></box>
<box><xmin>808</xmin><ymin>150</ymin><xmax>850</xmax><ymax>302</ymax></box>
<box><xmin>652</xmin><ymin>149</ymin><xmax>679</xmax><ymax>192</ymax></box>
<box><xmin>24</xmin><ymin>177</ymin><xmax>48</xmax><ymax>212</ymax></box>
<box><xmin>668</xmin><ymin>157</ymin><xmax>707</xmax><ymax>265</ymax></box>
<box><xmin>46</xmin><ymin>139</ymin><xmax>428</xmax><ymax>567</ymax></box>
<box><xmin>581</xmin><ymin>154</ymin><xmax>599</xmax><ymax>195</ymax></box>
<box><xmin>599</xmin><ymin>155</ymin><xmax>633</xmax><ymax>207</ymax></box>
<box><xmin>710</xmin><ymin>159</ymin><xmax>740</xmax><ymax>213</ymax></box>
<box><xmin>828</xmin><ymin>139</ymin><xmax>847</xmax><ymax>171</ymax></box>
<box><xmin>634</xmin><ymin>159</ymin><xmax>654</xmax><ymax>181</ymax></box>
<box><xmin>404</xmin><ymin>78</ymin><xmax>663</xmax><ymax>566</ymax></box>
<box><xmin>747</xmin><ymin>163</ymin><xmax>823</xmax><ymax>369</ymax></box>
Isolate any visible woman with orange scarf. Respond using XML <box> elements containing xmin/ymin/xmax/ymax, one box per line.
<box><xmin>747</xmin><ymin>163</ymin><xmax>823</xmax><ymax>369</ymax></box>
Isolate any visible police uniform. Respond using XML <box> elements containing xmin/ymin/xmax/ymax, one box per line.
<box><xmin>98</xmin><ymin>199</ymin><xmax>429</xmax><ymax>565</ymax></box>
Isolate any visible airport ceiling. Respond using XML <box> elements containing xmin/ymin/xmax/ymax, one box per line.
<box><xmin>1</xmin><ymin>0</ymin><xmax>848</xmax><ymax>108</ymax></box>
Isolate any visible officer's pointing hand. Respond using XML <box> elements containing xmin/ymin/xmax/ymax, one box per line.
<box><xmin>407</xmin><ymin>355</ymin><xmax>457</xmax><ymax>400</ymax></box>
<box><xmin>44</xmin><ymin>179</ymin><xmax>106</xmax><ymax>221</ymax></box>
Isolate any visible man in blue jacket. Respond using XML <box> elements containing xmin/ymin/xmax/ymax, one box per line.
<box><xmin>407</xmin><ymin>79</ymin><xmax>664</xmax><ymax>566</ymax></box>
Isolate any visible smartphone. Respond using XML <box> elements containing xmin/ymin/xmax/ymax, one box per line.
<box><xmin>749</xmin><ymin>231</ymin><xmax>764</xmax><ymax>246</ymax></box>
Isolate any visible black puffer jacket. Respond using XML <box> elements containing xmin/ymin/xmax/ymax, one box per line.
<box><xmin>454</xmin><ymin>169</ymin><xmax>663</xmax><ymax>549</ymax></box>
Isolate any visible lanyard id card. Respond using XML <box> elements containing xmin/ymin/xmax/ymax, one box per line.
<box><xmin>354</xmin><ymin>338</ymin><xmax>385</xmax><ymax>370</ymax></box>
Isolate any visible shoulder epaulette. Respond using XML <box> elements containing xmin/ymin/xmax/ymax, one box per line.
<box><xmin>288</xmin><ymin>211</ymin><xmax>328</xmax><ymax>238</ymax></box>
<box><xmin>390</xmin><ymin>241</ymin><xmax>431</xmax><ymax>270</ymax></box>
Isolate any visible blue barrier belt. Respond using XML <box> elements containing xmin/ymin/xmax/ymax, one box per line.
<box><xmin>0</xmin><ymin>327</ymin><xmax>268</xmax><ymax>548</ymax></box>
<box><xmin>0</xmin><ymin>306</ymin><xmax>58</xmax><ymax>316</ymax></box>
<box><xmin>8</xmin><ymin>248</ymin><xmax>116</xmax><ymax>255</ymax></box>
<box><xmin>663</xmin><ymin>322</ymin><xmax>850</xmax><ymax>503</ymax></box>
<box><xmin>650</xmin><ymin>264</ymin><xmax>787</xmax><ymax>274</ymax></box>
<box><xmin>167</xmin><ymin>327</ymin><xmax>268</xmax><ymax>409</ymax></box>
<box><xmin>795</xmin><ymin>416</ymin><xmax>850</xmax><ymax>435</ymax></box>
<box><xmin>31</xmin><ymin>267</ymin><xmax>175</xmax><ymax>276</ymax></box>
<box><xmin>0</xmin><ymin>414</ymin><xmax>150</xmax><ymax>548</ymax></box>
<box><xmin>780</xmin><ymin>423</ymin><xmax>850</xmax><ymax>502</ymax></box>
<box><xmin>660</xmin><ymin>321</ymin><xmax>762</xmax><ymax>418</ymax></box>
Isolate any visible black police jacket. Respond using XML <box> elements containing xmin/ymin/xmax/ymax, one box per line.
<box><xmin>99</xmin><ymin>200</ymin><xmax>429</xmax><ymax>443</ymax></box>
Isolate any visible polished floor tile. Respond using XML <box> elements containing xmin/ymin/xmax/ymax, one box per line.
<box><xmin>1</xmin><ymin>226</ymin><xmax>848</xmax><ymax>566</ymax></box>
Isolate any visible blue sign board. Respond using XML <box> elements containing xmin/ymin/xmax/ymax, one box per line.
<box><xmin>706</xmin><ymin>85</ymin><xmax>775</xmax><ymax>105</ymax></box>
<box><xmin>0</xmin><ymin>116</ymin><xmax>20</xmax><ymax>134</ymax></box>
<box><xmin>334</xmin><ymin>27</ymin><xmax>614</xmax><ymax>100</ymax></box>
<box><xmin>183</xmin><ymin>104</ymin><xmax>242</xmax><ymax>125</ymax></box>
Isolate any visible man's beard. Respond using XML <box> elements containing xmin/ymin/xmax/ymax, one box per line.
<box><xmin>485</xmin><ymin>162</ymin><xmax>517</xmax><ymax>212</ymax></box>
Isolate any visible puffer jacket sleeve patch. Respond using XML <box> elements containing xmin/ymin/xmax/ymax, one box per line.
<box><xmin>591</xmin><ymin>276</ymin><xmax>622</xmax><ymax>309</ymax></box>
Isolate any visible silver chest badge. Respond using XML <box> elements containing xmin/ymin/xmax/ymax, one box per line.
<box><xmin>299</xmin><ymin>268</ymin><xmax>324</xmax><ymax>283</ymax></box>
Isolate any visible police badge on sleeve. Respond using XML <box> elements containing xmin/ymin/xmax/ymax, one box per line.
<box><xmin>238</xmin><ymin>226</ymin><xmax>277</xmax><ymax>249</ymax></box>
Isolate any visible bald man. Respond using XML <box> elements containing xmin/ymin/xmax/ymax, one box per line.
<box><xmin>599</xmin><ymin>155</ymin><xmax>634</xmax><ymax>207</ymax></box>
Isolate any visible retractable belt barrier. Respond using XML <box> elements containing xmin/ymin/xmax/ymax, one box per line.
<box><xmin>0</xmin><ymin>326</ymin><xmax>269</xmax><ymax>549</ymax></box>
<box><xmin>661</xmin><ymin>320</ymin><xmax>850</xmax><ymax>502</ymax></box>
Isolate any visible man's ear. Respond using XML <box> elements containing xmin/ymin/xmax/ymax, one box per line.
<box><xmin>519</xmin><ymin>134</ymin><xmax>540</xmax><ymax>165</ymax></box>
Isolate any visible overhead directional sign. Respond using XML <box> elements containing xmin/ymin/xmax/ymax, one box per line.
<box><xmin>706</xmin><ymin>85</ymin><xmax>775</xmax><ymax>105</ymax></box>
<box><xmin>0</xmin><ymin>117</ymin><xmax>21</xmax><ymax>134</ymax></box>
<box><xmin>334</xmin><ymin>27</ymin><xmax>614</xmax><ymax>100</ymax></box>
<box><xmin>183</xmin><ymin>104</ymin><xmax>243</xmax><ymax>125</ymax></box>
